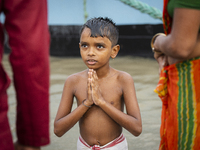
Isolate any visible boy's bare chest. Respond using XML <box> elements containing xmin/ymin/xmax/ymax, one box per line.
<box><xmin>74</xmin><ymin>78</ymin><xmax>123</xmax><ymax>104</ymax></box>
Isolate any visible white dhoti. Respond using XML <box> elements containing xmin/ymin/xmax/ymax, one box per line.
<box><xmin>77</xmin><ymin>133</ymin><xmax>128</xmax><ymax>150</ymax></box>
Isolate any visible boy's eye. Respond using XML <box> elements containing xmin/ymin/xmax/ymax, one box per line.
<box><xmin>81</xmin><ymin>44</ymin><xmax>88</xmax><ymax>48</ymax></box>
<box><xmin>97</xmin><ymin>45</ymin><xmax>104</xmax><ymax>49</ymax></box>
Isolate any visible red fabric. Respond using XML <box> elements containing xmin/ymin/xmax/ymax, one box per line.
<box><xmin>0</xmin><ymin>0</ymin><xmax>50</xmax><ymax>149</ymax></box>
<box><xmin>79</xmin><ymin>133</ymin><xmax>125</xmax><ymax>149</ymax></box>
<box><xmin>104</xmin><ymin>133</ymin><xmax>125</xmax><ymax>148</ymax></box>
<box><xmin>163</xmin><ymin>0</ymin><xmax>172</xmax><ymax>35</ymax></box>
<box><xmin>92</xmin><ymin>145</ymin><xmax>101</xmax><ymax>150</ymax></box>
<box><xmin>158</xmin><ymin>1</ymin><xmax>172</xmax><ymax>148</ymax></box>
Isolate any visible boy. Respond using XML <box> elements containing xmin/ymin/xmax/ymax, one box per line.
<box><xmin>54</xmin><ymin>17</ymin><xmax>142</xmax><ymax>150</ymax></box>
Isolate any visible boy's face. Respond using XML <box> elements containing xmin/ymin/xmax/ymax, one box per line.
<box><xmin>79</xmin><ymin>28</ymin><xmax>118</xmax><ymax>70</ymax></box>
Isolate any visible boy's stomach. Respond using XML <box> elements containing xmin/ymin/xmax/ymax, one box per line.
<box><xmin>79</xmin><ymin>106</ymin><xmax>122</xmax><ymax>146</ymax></box>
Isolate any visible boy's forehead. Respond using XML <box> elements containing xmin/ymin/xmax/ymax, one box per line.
<box><xmin>81</xmin><ymin>27</ymin><xmax>110</xmax><ymax>40</ymax></box>
<box><xmin>81</xmin><ymin>27</ymin><xmax>91</xmax><ymax>36</ymax></box>
<box><xmin>80</xmin><ymin>28</ymin><xmax>111</xmax><ymax>45</ymax></box>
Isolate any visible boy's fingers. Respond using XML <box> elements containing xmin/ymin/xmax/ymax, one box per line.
<box><xmin>87</xmin><ymin>72</ymin><xmax>90</xmax><ymax>87</ymax></box>
<box><xmin>89</xmin><ymin>71</ymin><xmax>92</xmax><ymax>78</ymax></box>
<box><xmin>89</xmin><ymin>69</ymin><xmax>93</xmax><ymax>71</ymax></box>
<box><xmin>94</xmin><ymin>71</ymin><xmax>98</xmax><ymax>80</ymax></box>
<box><xmin>90</xmin><ymin>79</ymin><xmax>93</xmax><ymax>91</ymax></box>
<box><xmin>91</xmin><ymin>77</ymin><xmax>94</xmax><ymax>89</ymax></box>
<box><xmin>87</xmin><ymin>71</ymin><xmax>93</xmax><ymax>93</ymax></box>
<box><xmin>87</xmin><ymin>78</ymin><xmax>90</xmax><ymax>92</ymax></box>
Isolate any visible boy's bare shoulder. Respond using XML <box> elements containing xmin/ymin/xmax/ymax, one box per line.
<box><xmin>65</xmin><ymin>70</ymin><xmax>88</xmax><ymax>84</ymax></box>
<box><xmin>114</xmin><ymin>69</ymin><xmax>133</xmax><ymax>81</ymax></box>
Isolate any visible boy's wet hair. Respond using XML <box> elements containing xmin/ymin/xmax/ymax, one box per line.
<box><xmin>80</xmin><ymin>17</ymin><xmax>119</xmax><ymax>47</ymax></box>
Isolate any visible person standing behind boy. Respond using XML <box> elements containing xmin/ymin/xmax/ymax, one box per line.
<box><xmin>0</xmin><ymin>0</ymin><xmax>50</xmax><ymax>150</ymax></box>
<box><xmin>54</xmin><ymin>17</ymin><xmax>142</xmax><ymax>150</ymax></box>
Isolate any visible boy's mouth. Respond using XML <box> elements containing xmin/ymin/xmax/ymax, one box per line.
<box><xmin>87</xmin><ymin>59</ymin><xmax>97</xmax><ymax>65</ymax></box>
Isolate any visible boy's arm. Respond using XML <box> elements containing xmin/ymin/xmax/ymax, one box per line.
<box><xmin>91</xmin><ymin>71</ymin><xmax>142</xmax><ymax>136</ymax></box>
<box><xmin>54</xmin><ymin>75</ymin><xmax>93</xmax><ymax>137</ymax></box>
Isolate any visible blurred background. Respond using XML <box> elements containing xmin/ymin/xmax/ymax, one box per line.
<box><xmin>2</xmin><ymin>0</ymin><xmax>164</xmax><ymax>57</ymax></box>
<box><xmin>47</xmin><ymin>0</ymin><xmax>164</xmax><ymax>57</ymax></box>
<box><xmin>48</xmin><ymin>0</ymin><xmax>163</xmax><ymax>25</ymax></box>
<box><xmin>2</xmin><ymin>1</ymin><xmax>164</xmax><ymax>149</ymax></box>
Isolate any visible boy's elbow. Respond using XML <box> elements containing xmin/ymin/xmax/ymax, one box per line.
<box><xmin>134</xmin><ymin>126</ymin><xmax>142</xmax><ymax>137</ymax></box>
<box><xmin>54</xmin><ymin>128</ymin><xmax>63</xmax><ymax>137</ymax></box>
<box><xmin>54</xmin><ymin>122</ymin><xmax>64</xmax><ymax>137</ymax></box>
<box><xmin>129</xmin><ymin>123</ymin><xmax>142</xmax><ymax>137</ymax></box>
<box><xmin>132</xmin><ymin>126</ymin><xmax>142</xmax><ymax>137</ymax></box>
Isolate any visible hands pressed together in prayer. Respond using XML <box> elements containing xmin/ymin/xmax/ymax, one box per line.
<box><xmin>86</xmin><ymin>69</ymin><xmax>104</xmax><ymax>107</ymax></box>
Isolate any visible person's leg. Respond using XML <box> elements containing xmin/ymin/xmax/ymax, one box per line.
<box><xmin>0</xmin><ymin>1</ymin><xmax>14</xmax><ymax>148</ymax></box>
<box><xmin>4</xmin><ymin>0</ymin><xmax>50</xmax><ymax>148</ymax></box>
<box><xmin>0</xmin><ymin>21</ymin><xmax>14</xmax><ymax>150</ymax></box>
<box><xmin>14</xmin><ymin>141</ymin><xmax>40</xmax><ymax>150</ymax></box>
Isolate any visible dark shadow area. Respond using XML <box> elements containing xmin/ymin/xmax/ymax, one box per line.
<box><xmin>4</xmin><ymin>24</ymin><xmax>164</xmax><ymax>58</ymax></box>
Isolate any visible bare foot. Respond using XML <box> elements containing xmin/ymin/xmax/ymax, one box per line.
<box><xmin>14</xmin><ymin>141</ymin><xmax>41</xmax><ymax>150</ymax></box>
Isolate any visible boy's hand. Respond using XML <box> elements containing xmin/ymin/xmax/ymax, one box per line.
<box><xmin>90</xmin><ymin>70</ymin><xmax>104</xmax><ymax>105</ymax></box>
<box><xmin>86</xmin><ymin>69</ymin><xmax>94</xmax><ymax>106</ymax></box>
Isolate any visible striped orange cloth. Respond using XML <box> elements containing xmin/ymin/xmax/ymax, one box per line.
<box><xmin>154</xmin><ymin>57</ymin><xmax>200</xmax><ymax>150</ymax></box>
<box><xmin>163</xmin><ymin>0</ymin><xmax>172</xmax><ymax>34</ymax></box>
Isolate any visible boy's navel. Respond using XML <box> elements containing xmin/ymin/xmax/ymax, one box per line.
<box><xmin>97</xmin><ymin>140</ymin><xmax>101</xmax><ymax>145</ymax></box>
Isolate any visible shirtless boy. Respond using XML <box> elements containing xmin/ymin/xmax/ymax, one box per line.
<box><xmin>54</xmin><ymin>17</ymin><xmax>142</xmax><ymax>150</ymax></box>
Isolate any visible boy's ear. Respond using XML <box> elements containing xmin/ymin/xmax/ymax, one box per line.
<box><xmin>111</xmin><ymin>44</ymin><xmax>120</xmax><ymax>59</ymax></box>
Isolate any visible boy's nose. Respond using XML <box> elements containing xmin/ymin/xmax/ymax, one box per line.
<box><xmin>88</xmin><ymin>48</ymin><xmax>95</xmax><ymax>56</ymax></box>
